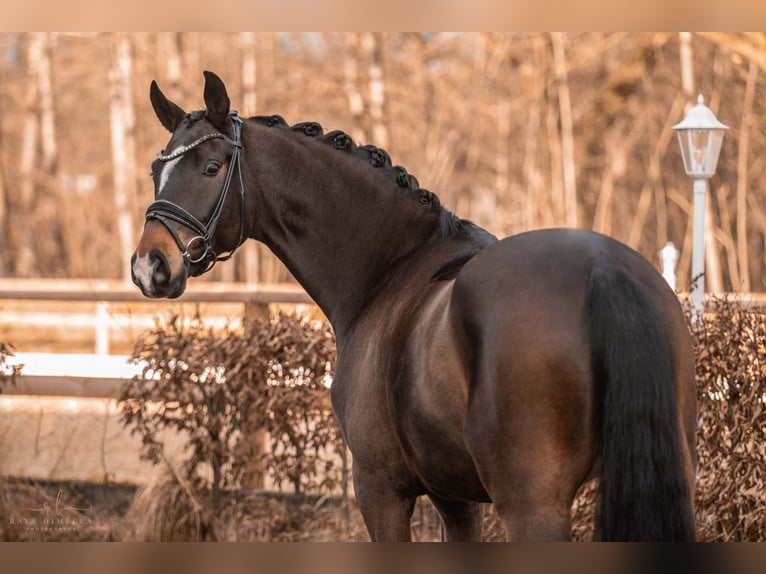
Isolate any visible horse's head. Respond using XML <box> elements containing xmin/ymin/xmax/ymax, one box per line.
<box><xmin>131</xmin><ymin>71</ymin><xmax>246</xmax><ymax>298</ymax></box>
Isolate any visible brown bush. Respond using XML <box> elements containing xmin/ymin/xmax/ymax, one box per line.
<box><xmin>0</xmin><ymin>342</ymin><xmax>20</xmax><ymax>390</ymax></box>
<box><xmin>120</xmin><ymin>310</ymin><xmax>344</xmax><ymax>539</ymax></box>
<box><xmin>688</xmin><ymin>296</ymin><xmax>766</xmax><ymax>541</ymax></box>
<box><xmin>121</xmin><ymin>472</ymin><xmax>369</xmax><ymax>542</ymax></box>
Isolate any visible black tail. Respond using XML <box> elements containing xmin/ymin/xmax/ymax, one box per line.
<box><xmin>586</xmin><ymin>258</ymin><xmax>695</xmax><ymax>541</ymax></box>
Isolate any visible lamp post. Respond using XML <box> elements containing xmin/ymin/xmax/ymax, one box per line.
<box><xmin>672</xmin><ymin>94</ymin><xmax>728</xmax><ymax>323</ymax></box>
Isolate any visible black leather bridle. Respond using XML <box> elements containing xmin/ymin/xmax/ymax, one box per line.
<box><xmin>145</xmin><ymin>112</ymin><xmax>245</xmax><ymax>276</ymax></box>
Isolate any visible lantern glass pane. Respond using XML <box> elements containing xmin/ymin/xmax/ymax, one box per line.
<box><xmin>705</xmin><ymin>130</ymin><xmax>724</xmax><ymax>176</ymax></box>
<box><xmin>676</xmin><ymin>129</ymin><xmax>724</xmax><ymax>178</ymax></box>
<box><xmin>690</xmin><ymin>130</ymin><xmax>710</xmax><ymax>174</ymax></box>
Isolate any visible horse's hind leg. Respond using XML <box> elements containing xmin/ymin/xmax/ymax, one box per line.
<box><xmin>463</xmin><ymin>365</ymin><xmax>588</xmax><ymax>541</ymax></box>
<box><xmin>427</xmin><ymin>495</ymin><xmax>484</xmax><ymax>541</ymax></box>
<box><xmin>472</xmin><ymin>454</ymin><xmax>574</xmax><ymax>540</ymax></box>
<box><xmin>465</xmin><ymin>406</ymin><xmax>583</xmax><ymax>541</ymax></box>
<box><xmin>495</xmin><ymin>496</ymin><xmax>572</xmax><ymax>541</ymax></box>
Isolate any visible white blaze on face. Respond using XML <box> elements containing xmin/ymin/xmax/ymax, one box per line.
<box><xmin>158</xmin><ymin>147</ymin><xmax>183</xmax><ymax>194</ymax></box>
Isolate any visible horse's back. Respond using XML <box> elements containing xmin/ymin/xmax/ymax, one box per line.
<box><xmin>454</xmin><ymin>228</ymin><xmax>677</xmax><ymax>310</ymax></box>
<box><xmin>451</xmin><ymin>229</ymin><xmax>689</xmax><ymax>359</ymax></box>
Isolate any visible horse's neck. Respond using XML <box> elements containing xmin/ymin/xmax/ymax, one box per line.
<box><xmin>247</xmin><ymin>126</ymin><xmax>443</xmax><ymax>334</ymax></box>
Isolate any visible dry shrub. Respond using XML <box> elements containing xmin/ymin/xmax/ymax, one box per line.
<box><xmin>690</xmin><ymin>296</ymin><xmax>766</xmax><ymax>541</ymax></box>
<box><xmin>570</xmin><ymin>480</ymin><xmax>598</xmax><ymax>541</ymax></box>
<box><xmin>0</xmin><ymin>342</ymin><xmax>21</xmax><ymax>390</ymax></box>
<box><xmin>122</xmin><ymin>469</ymin><xmax>369</xmax><ymax>542</ymax></box>
<box><xmin>120</xmin><ymin>310</ymin><xmax>345</xmax><ymax>539</ymax></box>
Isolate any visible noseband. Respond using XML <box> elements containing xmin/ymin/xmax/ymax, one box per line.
<box><xmin>145</xmin><ymin>112</ymin><xmax>245</xmax><ymax>276</ymax></box>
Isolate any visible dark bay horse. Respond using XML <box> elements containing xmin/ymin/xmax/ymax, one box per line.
<box><xmin>131</xmin><ymin>71</ymin><xmax>697</xmax><ymax>541</ymax></box>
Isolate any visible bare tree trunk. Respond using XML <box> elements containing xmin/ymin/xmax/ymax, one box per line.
<box><xmin>593</xmin><ymin>118</ymin><xmax>644</xmax><ymax>237</ymax></box>
<box><xmin>747</xmin><ymin>195</ymin><xmax>766</xmax><ymax>283</ymax></box>
<box><xmin>181</xmin><ymin>33</ymin><xmax>201</xmax><ymax>99</ymax></box>
<box><xmin>496</xmin><ymin>101</ymin><xmax>510</xmax><ymax>202</ymax></box>
<box><xmin>521</xmin><ymin>34</ymin><xmax>547</xmax><ymax>230</ymax></box>
<box><xmin>108</xmin><ymin>33</ymin><xmax>138</xmax><ymax>282</ymax></box>
<box><xmin>240</xmin><ymin>32</ymin><xmax>276</xmax><ymax>472</ymax></box>
<box><xmin>705</xmin><ymin>191</ymin><xmax>724</xmax><ymax>293</ymax></box>
<box><xmin>705</xmin><ymin>50</ymin><xmax>726</xmax><ymax>294</ymax></box>
<box><xmin>627</xmin><ymin>96</ymin><xmax>684</xmax><ymax>251</ymax></box>
<box><xmin>545</xmin><ymin>86</ymin><xmax>564</xmax><ymax>227</ymax></box>
<box><xmin>0</xmin><ymin>135</ymin><xmax>6</xmax><ymax>276</ymax></box>
<box><xmin>240</xmin><ymin>31</ymin><xmax>260</xmax><ymax>285</ymax></box>
<box><xmin>16</xmin><ymin>33</ymin><xmax>46</xmax><ymax>277</ymax></box>
<box><xmin>158</xmin><ymin>32</ymin><xmax>183</xmax><ymax>99</ymax></box>
<box><xmin>258</xmin><ymin>33</ymin><xmax>275</xmax><ymax>104</ymax></box>
<box><xmin>715</xmin><ymin>183</ymin><xmax>741</xmax><ymax>288</ymax></box>
<box><xmin>240</xmin><ymin>32</ymin><xmax>257</xmax><ymax>115</ymax></box>
<box><xmin>551</xmin><ymin>33</ymin><xmax>577</xmax><ymax>228</ymax></box>
<box><xmin>38</xmin><ymin>33</ymin><xmax>57</xmax><ymax>176</ymax></box>
<box><xmin>361</xmin><ymin>33</ymin><xmax>388</xmax><ymax>148</ymax></box>
<box><xmin>521</xmin><ymin>93</ymin><xmax>541</xmax><ymax>230</ymax></box>
<box><xmin>679</xmin><ymin>32</ymin><xmax>695</xmax><ymax>101</ymax></box>
<box><xmin>735</xmin><ymin>59</ymin><xmax>758</xmax><ymax>291</ymax></box>
<box><xmin>342</xmin><ymin>33</ymin><xmax>367</xmax><ymax>143</ymax></box>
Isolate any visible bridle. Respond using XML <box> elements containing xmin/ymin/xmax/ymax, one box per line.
<box><xmin>145</xmin><ymin>111</ymin><xmax>245</xmax><ymax>276</ymax></box>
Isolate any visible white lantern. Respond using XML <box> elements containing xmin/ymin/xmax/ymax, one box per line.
<box><xmin>672</xmin><ymin>94</ymin><xmax>728</xmax><ymax>324</ymax></box>
<box><xmin>672</xmin><ymin>94</ymin><xmax>728</xmax><ymax>178</ymax></box>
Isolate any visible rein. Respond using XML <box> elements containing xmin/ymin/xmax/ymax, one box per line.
<box><xmin>144</xmin><ymin>112</ymin><xmax>245</xmax><ymax>276</ymax></box>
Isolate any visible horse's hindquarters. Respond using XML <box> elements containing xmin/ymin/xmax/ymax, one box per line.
<box><xmin>449</xmin><ymin>229</ymin><xmax>696</xmax><ymax>540</ymax></box>
<box><xmin>450</xmin><ymin>238</ymin><xmax>596</xmax><ymax>539</ymax></box>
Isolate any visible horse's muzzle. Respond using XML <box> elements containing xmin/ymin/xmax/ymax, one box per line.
<box><xmin>131</xmin><ymin>249</ymin><xmax>187</xmax><ymax>299</ymax></box>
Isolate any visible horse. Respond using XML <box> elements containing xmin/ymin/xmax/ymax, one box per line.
<box><xmin>131</xmin><ymin>71</ymin><xmax>697</xmax><ymax>541</ymax></box>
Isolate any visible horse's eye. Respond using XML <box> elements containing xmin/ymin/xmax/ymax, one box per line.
<box><xmin>204</xmin><ymin>161</ymin><xmax>221</xmax><ymax>176</ymax></box>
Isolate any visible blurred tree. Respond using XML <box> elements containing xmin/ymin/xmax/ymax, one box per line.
<box><xmin>15</xmin><ymin>33</ymin><xmax>45</xmax><ymax>276</ymax></box>
<box><xmin>551</xmin><ymin>32</ymin><xmax>577</xmax><ymax>228</ymax></box>
<box><xmin>109</xmin><ymin>33</ymin><xmax>138</xmax><ymax>282</ymax></box>
<box><xmin>0</xmin><ymin>33</ymin><xmax>765</xmax><ymax>292</ymax></box>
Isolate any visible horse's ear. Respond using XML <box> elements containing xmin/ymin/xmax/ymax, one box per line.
<box><xmin>203</xmin><ymin>71</ymin><xmax>230</xmax><ymax>130</ymax></box>
<box><xmin>150</xmin><ymin>80</ymin><xmax>186</xmax><ymax>133</ymax></box>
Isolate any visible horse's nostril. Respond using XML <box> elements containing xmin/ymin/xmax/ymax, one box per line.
<box><xmin>151</xmin><ymin>250</ymin><xmax>171</xmax><ymax>286</ymax></box>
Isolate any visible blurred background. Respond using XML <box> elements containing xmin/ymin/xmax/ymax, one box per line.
<box><xmin>0</xmin><ymin>31</ymin><xmax>764</xmax><ymax>292</ymax></box>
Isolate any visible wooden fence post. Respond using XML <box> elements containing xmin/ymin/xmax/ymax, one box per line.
<box><xmin>241</xmin><ymin>301</ymin><xmax>269</xmax><ymax>490</ymax></box>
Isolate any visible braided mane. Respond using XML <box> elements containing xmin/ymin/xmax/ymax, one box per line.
<box><xmin>249</xmin><ymin>114</ymin><xmax>473</xmax><ymax>237</ymax></box>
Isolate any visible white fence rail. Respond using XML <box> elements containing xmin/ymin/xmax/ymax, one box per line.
<box><xmin>0</xmin><ymin>278</ymin><xmax>312</xmax><ymax>354</ymax></box>
<box><xmin>0</xmin><ymin>279</ymin><xmax>314</xmax><ymax>398</ymax></box>
<box><xmin>4</xmin><ymin>353</ymin><xmax>138</xmax><ymax>398</ymax></box>
<box><xmin>2</xmin><ymin>278</ymin><xmax>766</xmax><ymax>400</ymax></box>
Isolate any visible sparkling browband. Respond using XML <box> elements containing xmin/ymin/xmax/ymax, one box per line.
<box><xmin>157</xmin><ymin>133</ymin><xmax>228</xmax><ymax>162</ymax></box>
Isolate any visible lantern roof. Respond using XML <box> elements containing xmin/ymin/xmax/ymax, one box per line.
<box><xmin>672</xmin><ymin>95</ymin><xmax>729</xmax><ymax>131</ymax></box>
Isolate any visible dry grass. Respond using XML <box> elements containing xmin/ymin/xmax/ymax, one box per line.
<box><xmin>0</xmin><ymin>478</ymin><xmax>123</xmax><ymax>541</ymax></box>
<box><xmin>122</xmin><ymin>471</ymin><xmax>370</xmax><ymax>542</ymax></box>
